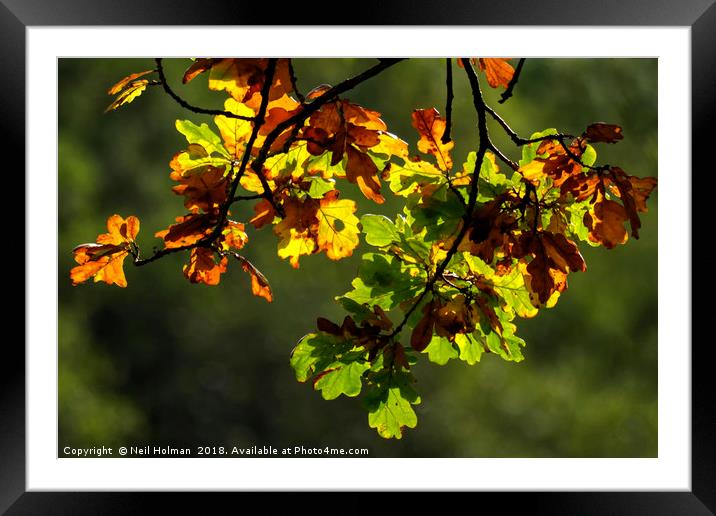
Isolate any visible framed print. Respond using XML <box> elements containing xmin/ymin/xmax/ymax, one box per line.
<box><xmin>7</xmin><ymin>0</ymin><xmax>713</xmax><ymax>512</ymax></box>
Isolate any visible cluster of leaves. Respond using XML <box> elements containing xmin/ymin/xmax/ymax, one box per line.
<box><xmin>70</xmin><ymin>57</ymin><xmax>656</xmax><ymax>439</ymax></box>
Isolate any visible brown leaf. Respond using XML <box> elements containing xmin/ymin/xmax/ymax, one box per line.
<box><xmin>182</xmin><ymin>58</ymin><xmax>219</xmax><ymax>84</ymax></box>
<box><xmin>410</xmin><ymin>310</ymin><xmax>434</xmax><ymax>352</ymax></box>
<box><xmin>584</xmin><ymin>192</ymin><xmax>629</xmax><ymax>249</ymax></box>
<box><xmin>585</xmin><ymin>123</ymin><xmax>624</xmax><ymax>144</ymax></box>
<box><xmin>608</xmin><ymin>167</ymin><xmax>657</xmax><ymax>238</ymax></box>
<box><xmin>541</xmin><ymin>232</ymin><xmax>586</xmax><ymax>273</ymax></box>
<box><xmin>434</xmin><ymin>295</ymin><xmax>479</xmax><ymax>340</ymax></box>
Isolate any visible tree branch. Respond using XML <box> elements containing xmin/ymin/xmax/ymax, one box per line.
<box><xmin>155</xmin><ymin>58</ymin><xmax>255</xmax><ymax>121</ymax></box>
<box><xmin>134</xmin><ymin>59</ymin><xmax>406</xmax><ymax>269</ymax></box>
<box><xmin>499</xmin><ymin>58</ymin><xmax>525</xmax><ymax>104</ymax></box>
<box><xmin>390</xmin><ymin>58</ymin><xmax>489</xmax><ymax>339</ymax></box>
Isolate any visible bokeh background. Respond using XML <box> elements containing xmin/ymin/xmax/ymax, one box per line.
<box><xmin>58</xmin><ymin>58</ymin><xmax>657</xmax><ymax>457</ymax></box>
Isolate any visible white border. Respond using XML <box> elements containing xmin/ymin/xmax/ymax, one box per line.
<box><xmin>28</xmin><ymin>27</ymin><xmax>691</xmax><ymax>490</ymax></box>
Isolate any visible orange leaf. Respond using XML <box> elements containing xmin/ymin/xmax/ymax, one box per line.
<box><xmin>221</xmin><ymin>221</ymin><xmax>249</xmax><ymax>251</ymax></box>
<box><xmin>478</xmin><ymin>58</ymin><xmax>515</xmax><ymax>89</ymax></box>
<box><xmin>345</xmin><ymin>146</ymin><xmax>384</xmax><ymax>204</ymax></box>
<box><xmin>249</xmin><ymin>199</ymin><xmax>276</xmax><ymax>229</ymax></box>
<box><xmin>234</xmin><ymin>254</ymin><xmax>273</xmax><ymax>302</ymax></box>
<box><xmin>170</xmin><ymin>165</ymin><xmax>228</xmax><ymax>213</ymax></box>
<box><xmin>411</xmin><ymin>108</ymin><xmax>454</xmax><ymax>171</ymax></box>
<box><xmin>183</xmin><ymin>248</ymin><xmax>227</xmax><ymax>286</ymax></box>
<box><xmin>70</xmin><ymin>214</ymin><xmax>140</xmax><ymax>288</ymax></box>
<box><xmin>107</xmin><ymin>70</ymin><xmax>154</xmax><ymax>95</ymax></box>
<box><xmin>155</xmin><ymin>212</ymin><xmax>216</xmax><ymax>249</ymax></box>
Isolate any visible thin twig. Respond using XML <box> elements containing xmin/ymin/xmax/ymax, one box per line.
<box><xmin>155</xmin><ymin>58</ymin><xmax>255</xmax><ymax>121</ymax></box>
<box><xmin>231</xmin><ymin>193</ymin><xmax>266</xmax><ymax>202</ymax></box>
<box><xmin>288</xmin><ymin>59</ymin><xmax>305</xmax><ymax>103</ymax></box>
<box><xmin>442</xmin><ymin>58</ymin><xmax>454</xmax><ymax>144</ymax></box>
<box><xmin>499</xmin><ymin>58</ymin><xmax>525</xmax><ymax>104</ymax></box>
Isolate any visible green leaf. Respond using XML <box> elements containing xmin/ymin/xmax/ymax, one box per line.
<box><xmin>265</xmin><ymin>142</ymin><xmax>313</xmax><ymax>180</ymax></box>
<box><xmin>455</xmin><ymin>333</ymin><xmax>484</xmax><ymax>365</ymax></box>
<box><xmin>171</xmin><ymin>145</ymin><xmax>229</xmax><ymax>177</ymax></box>
<box><xmin>566</xmin><ymin>199</ymin><xmax>600</xmax><ymax>246</ymax></box>
<box><xmin>480</xmin><ymin>320</ymin><xmax>525</xmax><ymax>363</ymax></box>
<box><xmin>360</xmin><ymin>214</ymin><xmax>400</xmax><ymax>247</ymax></box>
<box><xmin>463</xmin><ymin>253</ymin><xmax>538</xmax><ymax>318</ymax></box>
<box><xmin>520</xmin><ymin>128</ymin><xmax>559</xmax><ymax>167</ymax></box>
<box><xmin>424</xmin><ymin>335</ymin><xmax>458</xmax><ymax>365</ymax></box>
<box><xmin>305</xmin><ymin>177</ymin><xmax>336</xmax><ymax>199</ymax></box>
<box><xmin>365</xmin><ymin>371</ymin><xmax>421</xmax><ymax>439</ymax></box>
<box><xmin>313</xmin><ymin>359</ymin><xmax>370</xmax><ymax>400</ymax></box>
<box><xmin>388</xmin><ymin>158</ymin><xmax>445</xmax><ymax>197</ymax></box>
<box><xmin>341</xmin><ymin>253</ymin><xmax>424</xmax><ymax>311</ymax></box>
<box><xmin>305</xmin><ymin>151</ymin><xmax>346</xmax><ymax>178</ymax></box>
<box><xmin>460</xmin><ymin>151</ymin><xmax>512</xmax><ymax>203</ymax></box>
<box><xmin>175</xmin><ymin>120</ymin><xmax>229</xmax><ymax>158</ymax></box>
<box><xmin>289</xmin><ymin>332</ymin><xmax>351</xmax><ymax>383</ymax></box>
<box><xmin>409</xmin><ymin>195</ymin><xmax>464</xmax><ymax>242</ymax></box>
<box><xmin>581</xmin><ymin>143</ymin><xmax>597</xmax><ymax>168</ymax></box>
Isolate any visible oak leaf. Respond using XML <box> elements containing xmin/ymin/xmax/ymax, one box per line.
<box><xmin>411</xmin><ymin>108</ymin><xmax>454</xmax><ymax>172</ymax></box>
<box><xmin>155</xmin><ymin>212</ymin><xmax>216</xmax><ymax>249</ymax></box>
<box><xmin>233</xmin><ymin>254</ymin><xmax>273</xmax><ymax>302</ymax></box>
<box><xmin>478</xmin><ymin>58</ymin><xmax>515</xmax><ymax>89</ymax></box>
<box><xmin>170</xmin><ymin>165</ymin><xmax>228</xmax><ymax>213</ymax></box>
<box><xmin>583</xmin><ymin>191</ymin><xmax>629</xmax><ymax>249</ymax></box>
<box><xmin>315</xmin><ymin>191</ymin><xmax>360</xmax><ymax>260</ymax></box>
<box><xmin>105</xmin><ymin>70</ymin><xmax>154</xmax><ymax>112</ymax></box>
<box><xmin>584</xmin><ymin>123</ymin><xmax>624</xmax><ymax>144</ymax></box>
<box><xmin>70</xmin><ymin>214</ymin><xmax>140</xmax><ymax>288</ymax></box>
<box><xmin>183</xmin><ymin>248</ymin><xmax>227</xmax><ymax>285</ymax></box>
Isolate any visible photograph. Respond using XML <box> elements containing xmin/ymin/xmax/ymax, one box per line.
<box><xmin>57</xmin><ymin>57</ymin><xmax>659</xmax><ymax>459</ymax></box>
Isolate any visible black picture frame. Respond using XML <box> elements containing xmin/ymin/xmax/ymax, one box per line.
<box><xmin>7</xmin><ymin>0</ymin><xmax>711</xmax><ymax>512</ymax></box>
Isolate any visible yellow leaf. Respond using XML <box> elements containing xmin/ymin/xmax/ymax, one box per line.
<box><xmin>316</xmin><ymin>192</ymin><xmax>360</xmax><ymax>261</ymax></box>
<box><xmin>107</xmin><ymin>69</ymin><xmax>153</xmax><ymax>95</ymax></box>
<box><xmin>105</xmin><ymin>80</ymin><xmax>149</xmax><ymax>113</ymax></box>
<box><xmin>214</xmin><ymin>98</ymin><xmax>255</xmax><ymax>158</ymax></box>
<box><xmin>276</xmin><ymin>228</ymin><xmax>316</xmax><ymax>268</ymax></box>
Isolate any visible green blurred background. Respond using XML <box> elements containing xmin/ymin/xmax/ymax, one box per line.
<box><xmin>58</xmin><ymin>58</ymin><xmax>657</xmax><ymax>457</ymax></box>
